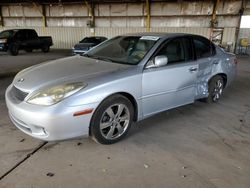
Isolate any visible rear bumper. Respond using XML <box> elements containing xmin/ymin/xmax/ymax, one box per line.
<box><xmin>226</xmin><ymin>63</ymin><xmax>237</xmax><ymax>87</ymax></box>
<box><xmin>5</xmin><ymin>85</ymin><xmax>99</xmax><ymax>141</ymax></box>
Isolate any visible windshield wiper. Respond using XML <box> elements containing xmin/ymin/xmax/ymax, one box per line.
<box><xmin>82</xmin><ymin>54</ymin><xmax>129</xmax><ymax>65</ymax></box>
<box><xmin>83</xmin><ymin>54</ymin><xmax>115</xmax><ymax>63</ymax></box>
<box><xmin>94</xmin><ymin>56</ymin><xmax>115</xmax><ymax>63</ymax></box>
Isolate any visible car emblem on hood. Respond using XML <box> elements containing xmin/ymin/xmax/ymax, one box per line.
<box><xmin>17</xmin><ymin>78</ymin><xmax>25</xmax><ymax>83</ymax></box>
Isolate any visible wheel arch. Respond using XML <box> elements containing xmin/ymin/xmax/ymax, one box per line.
<box><xmin>209</xmin><ymin>73</ymin><xmax>227</xmax><ymax>88</ymax></box>
<box><xmin>88</xmin><ymin>92</ymin><xmax>139</xmax><ymax>136</ymax></box>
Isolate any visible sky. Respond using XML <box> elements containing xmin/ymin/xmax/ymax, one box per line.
<box><xmin>240</xmin><ymin>16</ymin><xmax>250</xmax><ymax>28</ymax></box>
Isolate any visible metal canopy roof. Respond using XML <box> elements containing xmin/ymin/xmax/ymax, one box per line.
<box><xmin>0</xmin><ymin>0</ymin><xmax>177</xmax><ymax>5</ymax></box>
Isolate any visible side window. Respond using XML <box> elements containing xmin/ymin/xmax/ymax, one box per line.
<box><xmin>16</xmin><ymin>31</ymin><xmax>26</xmax><ymax>41</ymax></box>
<box><xmin>156</xmin><ymin>38</ymin><xmax>185</xmax><ymax>64</ymax></box>
<box><xmin>182</xmin><ymin>37</ymin><xmax>194</xmax><ymax>61</ymax></box>
<box><xmin>194</xmin><ymin>36</ymin><xmax>215</xmax><ymax>59</ymax></box>
<box><xmin>28</xmin><ymin>30</ymin><xmax>37</xmax><ymax>39</ymax></box>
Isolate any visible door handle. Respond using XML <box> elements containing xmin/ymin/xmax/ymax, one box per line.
<box><xmin>189</xmin><ymin>67</ymin><xmax>198</xmax><ymax>72</ymax></box>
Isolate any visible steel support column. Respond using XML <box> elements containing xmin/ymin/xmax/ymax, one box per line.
<box><xmin>0</xmin><ymin>5</ymin><xmax>3</xmax><ymax>27</ymax></box>
<box><xmin>210</xmin><ymin>0</ymin><xmax>220</xmax><ymax>40</ymax></box>
<box><xmin>42</xmin><ymin>4</ymin><xmax>47</xmax><ymax>27</ymax></box>
<box><xmin>85</xmin><ymin>0</ymin><xmax>95</xmax><ymax>36</ymax></box>
<box><xmin>32</xmin><ymin>2</ymin><xmax>46</xmax><ymax>27</ymax></box>
<box><xmin>146</xmin><ymin>0</ymin><xmax>150</xmax><ymax>32</ymax></box>
<box><xmin>234</xmin><ymin>0</ymin><xmax>245</xmax><ymax>53</ymax></box>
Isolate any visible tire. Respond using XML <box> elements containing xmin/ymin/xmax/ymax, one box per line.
<box><xmin>204</xmin><ymin>75</ymin><xmax>224</xmax><ymax>103</ymax></box>
<box><xmin>41</xmin><ymin>45</ymin><xmax>50</xmax><ymax>53</ymax></box>
<box><xmin>90</xmin><ymin>94</ymin><xmax>134</xmax><ymax>144</ymax></box>
<box><xmin>9</xmin><ymin>44</ymin><xmax>19</xmax><ymax>56</ymax></box>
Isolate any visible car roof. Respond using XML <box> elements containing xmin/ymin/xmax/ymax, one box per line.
<box><xmin>86</xmin><ymin>36</ymin><xmax>107</xmax><ymax>39</ymax></box>
<box><xmin>122</xmin><ymin>32</ymin><xmax>196</xmax><ymax>38</ymax></box>
<box><xmin>1</xmin><ymin>29</ymin><xmax>34</xmax><ymax>32</ymax></box>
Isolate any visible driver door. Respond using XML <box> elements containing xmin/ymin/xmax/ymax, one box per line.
<box><xmin>142</xmin><ymin>37</ymin><xmax>198</xmax><ymax>117</ymax></box>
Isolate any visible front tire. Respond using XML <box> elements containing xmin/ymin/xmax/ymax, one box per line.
<box><xmin>9</xmin><ymin>44</ymin><xmax>19</xmax><ymax>56</ymax></box>
<box><xmin>204</xmin><ymin>75</ymin><xmax>224</xmax><ymax>103</ymax></box>
<box><xmin>90</xmin><ymin>95</ymin><xmax>134</xmax><ymax>144</ymax></box>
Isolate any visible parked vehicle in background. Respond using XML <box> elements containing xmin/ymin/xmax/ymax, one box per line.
<box><xmin>0</xmin><ymin>29</ymin><xmax>53</xmax><ymax>56</ymax></box>
<box><xmin>72</xmin><ymin>36</ymin><xmax>107</xmax><ymax>55</ymax></box>
<box><xmin>6</xmin><ymin>33</ymin><xmax>237</xmax><ymax>144</ymax></box>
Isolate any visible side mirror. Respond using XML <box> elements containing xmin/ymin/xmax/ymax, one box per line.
<box><xmin>146</xmin><ymin>55</ymin><xmax>168</xmax><ymax>69</ymax></box>
<box><xmin>154</xmin><ymin>55</ymin><xmax>168</xmax><ymax>67</ymax></box>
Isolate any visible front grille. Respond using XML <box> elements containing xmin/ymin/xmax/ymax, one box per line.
<box><xmin>76</xmin><ymin>46</ymin><xmax>88</xmax><ymax>50</ymax></box>
<box><xmin>9</xmin><ymin>86</ymin><xmax>29</xmax><ymax>101</ymax></box>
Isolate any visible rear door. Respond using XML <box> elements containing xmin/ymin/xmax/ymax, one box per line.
<box><xmin>26</xmin><ymin>30</ymin><xmax>39</xmax><ymax>49</ymax></box>
<box><xmin>15</xmin><ymin>30</ymin><xmax>27</xmax><ymax>47</ymax></box>
<box><xmin>142</xmin><ymin>37</ymin><xmax>198</xmax><ymax>117</ymax></box>
<box><xmin>193</xmin><ymin>36</ymin><xmax>216</xmax><ymax>99</ymax></box>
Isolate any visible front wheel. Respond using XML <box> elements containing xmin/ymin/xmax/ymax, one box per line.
<box><xmin>204</xmin><ymin>75</ymin><xmax>224</xmax><ymax>103</ymax></box>
<box><xmin>9</xmin><ymin>44</ymin><xmax>19</xmax><ymax>56</ymax></box>
<box><xmin>90</xmin><ymin>95</ymin><xmax>134</xmax><ymax>144</ymax></box>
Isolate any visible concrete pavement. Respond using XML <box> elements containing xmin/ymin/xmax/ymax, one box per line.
<box><xmin>0</xmin><ymin>49</ymin><xmax>71</xmax><ymax>77</ymax></box>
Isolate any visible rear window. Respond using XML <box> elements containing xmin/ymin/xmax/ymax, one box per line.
<box><xmin>80</xmin><ymin>37</ymin><xmax>102</xmax><ymax>44</ymax></box>
<box><xmin>27</xmin><ymin>30</ymin><xmax>37</xmax><ymax>39</ymax></box>
<box><xmin>194</xmin><ymin>36</ymin><xmax>215</xmax><ymax>59</ymax></box>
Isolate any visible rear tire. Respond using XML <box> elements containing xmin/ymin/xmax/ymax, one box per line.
<box><xmin>204</xmin><ymin>75</ymin><xmax>224</xmax><ymax>103</ymax></box>
<box><xmin>41</xmin><ymin>45</ymin><xmax>50</xmax><ymax>53</ymax></box>
<box><xmin>9</xmin><ymin>44</ymin><xmax>19</xmax><ymax>56</ymax></box>
<box><xmin>90</xmin><ymin>95</ymin><xmax>134</xmax><ymax>144</ymax></box>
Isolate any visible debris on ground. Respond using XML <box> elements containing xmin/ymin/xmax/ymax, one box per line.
<box><xmin>144</xmin><ymin>164</ymin><xmax>149</xmax><ymax>169</ymax></box>
<box><xmin>46</xmin><ymin>172</ymin><xmax>55</xmax><ymax>177</ymax></box>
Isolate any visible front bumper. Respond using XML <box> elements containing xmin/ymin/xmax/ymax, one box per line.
<box><xmin>0</xmin><ymin>43</ymin><xmax>8</xmax><ymax>51</ymax></box>
<box><xmin>5</xmin><ymin>85</ymin><xmax>99</xmax><ymax>141</ymax></box>
<box><xmin>72</xmin><ymin>49</ymin><xmax>88</xmax><ymax>55</ymax></box>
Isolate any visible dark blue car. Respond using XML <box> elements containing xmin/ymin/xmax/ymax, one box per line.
<box><xmin>72</xmin><ymin>36</ymin><xmax>107</xmax><ymax>55</ymax></box>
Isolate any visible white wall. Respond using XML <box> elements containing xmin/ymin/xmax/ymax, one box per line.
<box><xmin>0</xmin><ymin>26</ymin><xmax>237</xmax><ymax>49</ymax></box>
<box><xmin>0</xmin><ymin>1</ymin><xmax>242</xmax><ymax>50</ymax></box>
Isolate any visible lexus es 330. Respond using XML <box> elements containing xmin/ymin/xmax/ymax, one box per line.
<box><xmin>5</xmin><ymin>33</ymin><xmax>237</xmax><ymax>144</ymax></box>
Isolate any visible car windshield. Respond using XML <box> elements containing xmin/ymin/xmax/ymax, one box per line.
<box><xmin>83</xmin><ymin>36</ymin><xmax>158</xmax><ymax>65</ymax></box>
<box><xmin>0</xmin><ymin>30</ymin><xmax>15</xmax><ymax>38</ymax></box>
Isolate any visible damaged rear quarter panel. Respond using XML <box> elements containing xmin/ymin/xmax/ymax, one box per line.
<box><xmin>195</xmin><ymin>47</ymin><xmax>236</xmax><ymax>100</ymax></box>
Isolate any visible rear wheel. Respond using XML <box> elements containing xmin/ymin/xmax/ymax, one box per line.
<box><xmin>9</xmin><ymin>44</ymin><xmax>19</xmax><ymax>56</ymax></box>
<box><xmin>204</xmin><ymin>75</ymin><xmax>224</xmax><ymax>103</ymax></box>
<box><xmin>41</xmin><ymin>45</ymin><xmax>50</xmax><ymax>53</ymax></box>
<box><xmin>90</xmin><ymin>95</ymin><xmax>134</xmax><ymax>144</ymax></box>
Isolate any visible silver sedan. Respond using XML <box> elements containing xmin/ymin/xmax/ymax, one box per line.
<box><xmin>5</xmin><ymin>33</ymin><xmax>237</xmax><ymax>144</ymax></box>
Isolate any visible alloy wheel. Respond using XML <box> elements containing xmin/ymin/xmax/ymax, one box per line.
<box><xmin>212</xmin><ymin>79</ymin><xmax>223</xmax><ymax>102</ymax></box>
<box><xmin>100</xmin><ymin>104</ymin><xmax>130</xmax><ymax>140</ymax></box>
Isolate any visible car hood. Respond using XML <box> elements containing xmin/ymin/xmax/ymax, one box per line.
<box><xmin>13</xmin><ymin>56</ymin><xmax>131</xmax><ymax>91</ymax></box>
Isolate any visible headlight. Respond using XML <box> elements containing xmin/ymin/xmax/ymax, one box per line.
<box><xmin>0</xmin><ymin>39</ymin><xmax>7</xmax><ymax>43</ymax></box>
<box><xmin>27</xmin><ymin>82</ymin><xmax>87</xmax><ymax>106</ymax></box>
